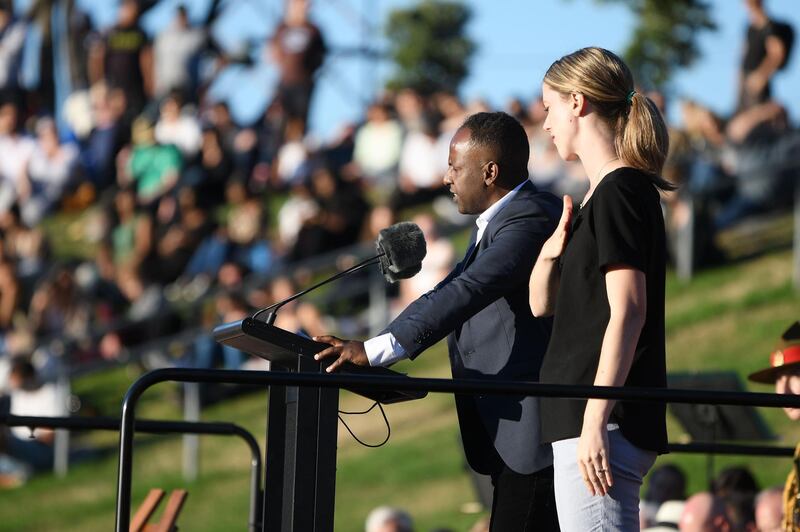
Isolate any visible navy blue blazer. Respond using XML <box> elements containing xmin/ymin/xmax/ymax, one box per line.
<box><xmin>385</xmin><ymin>181</ymin><xmax>561</xmax><ymax>474</ymax></box>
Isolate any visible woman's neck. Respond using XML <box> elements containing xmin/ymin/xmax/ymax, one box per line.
<box><xmin>577</xmin><ymin>131</ymin><xmax>624</xmax><ymax>206</ymax></box>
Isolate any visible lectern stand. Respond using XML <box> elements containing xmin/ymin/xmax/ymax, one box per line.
<box><xmin>214</xmin><ymin>318</ymin><xmax>425</xmax><ymax>532</ymax></box>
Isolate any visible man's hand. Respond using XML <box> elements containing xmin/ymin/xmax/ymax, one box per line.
<box><xmin>313</xmin><ymin>335</ymin><xmax>369</xmax><ymax>373</ymax></box>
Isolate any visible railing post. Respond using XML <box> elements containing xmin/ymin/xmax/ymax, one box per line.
<box><xmin>182</xmin><ymin>383</ymin><xmax>200</xmax><ymax>481</ymax></box>
<box><xmin>53</xmin><ymin>364</ymin><xmax>71</xmax><ymax>477</ymax></box>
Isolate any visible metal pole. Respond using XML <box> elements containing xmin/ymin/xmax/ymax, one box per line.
<box><xmin>53</xmin><ymin>364</ymin><xmax>71</xmax><ymax>477</ymax></box>
<box><xmin>2</xmin><ymin>414</ymin><xmax>261</xmax><ymax>532</ymax></box>
<box><xmin>182</xmin><ymin>383</ymin><xmax>201</xmax><ymax>481</ymax></box>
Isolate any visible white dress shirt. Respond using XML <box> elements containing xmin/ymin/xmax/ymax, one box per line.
<box><xmin>365</xmin><ymin>179</ymin><xmax>529</xmax><ymax>366</ymax></box>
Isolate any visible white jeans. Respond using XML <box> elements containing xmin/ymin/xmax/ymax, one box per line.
<box><xmin>552</xmin><ymin>428</ymin><xmax>657</xmax><ymax>532</ymax></box>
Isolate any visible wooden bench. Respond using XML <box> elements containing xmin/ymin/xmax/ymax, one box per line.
<box><xmin>130</xmin><ymin>488</ymin><xmax>188</xmax><ymax>532</ymax></box>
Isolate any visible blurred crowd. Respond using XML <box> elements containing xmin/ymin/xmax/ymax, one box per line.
<box><xmin>0</xmin><ymin>0</ymin><xmax>796</xmax><ymax>493</ymax></box>
<box><xmin>361</xmin><ymin>464</ymin><xmax>786</xmax><ymax>532</ymax></box>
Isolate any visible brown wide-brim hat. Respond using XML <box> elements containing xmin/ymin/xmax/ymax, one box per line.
<box><xmin>748</xmin><ymin>321</ymin><xmax>800</xmax><ymax>384</ymax></box>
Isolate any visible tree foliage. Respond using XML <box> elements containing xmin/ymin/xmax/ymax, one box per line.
<box><xmin>384</xmin><ymin>0</ymin><xmax>475</xmax><ymax>95</ymax></box>
<box><xmin>598</xmin><ymin>0</ymin><xmax>717</xmax><ymax>89</ymax></box>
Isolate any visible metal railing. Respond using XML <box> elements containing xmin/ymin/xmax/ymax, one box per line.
<box><xmin>114</xmin><ymin>367</ymin><xmax>800</xmax><ymax>532</ymax></box>
<box><xmin>0</xmin><ymin>414</ymin><xmax>262</xmax><ymax>532</ymax></box>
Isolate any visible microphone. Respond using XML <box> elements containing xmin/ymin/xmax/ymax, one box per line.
<box><xmin>252</xmin><ymin>222</ymin><xmax>427</xmax><ymax>324</ymax></box>
<box><xmin>376</xmin><ymin>221</ymin><xmax>427</xmax><ymax>283</ymax></box>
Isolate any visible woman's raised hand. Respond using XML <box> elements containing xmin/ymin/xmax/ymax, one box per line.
<box><xmin>539</xmin><ymin>195</ymin><xmax>573</xmax><ymax>261</ymax></box>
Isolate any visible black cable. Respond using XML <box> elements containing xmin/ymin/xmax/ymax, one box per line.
<box><xmin>337</xmin><ymin>401</ymin><xmax>391</xmax><ymax>448</ymax></box>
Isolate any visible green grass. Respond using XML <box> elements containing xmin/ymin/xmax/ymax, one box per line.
<box><xmin>1</xmin><ymin>248</ymin><xmax>799</xmax><ymax>530</ymax></box>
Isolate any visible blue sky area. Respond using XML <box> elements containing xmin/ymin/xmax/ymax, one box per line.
<box><xmin>66</xmin><ymin>0</ymin><xmax>800</xmax><ymax>139</ymax></box>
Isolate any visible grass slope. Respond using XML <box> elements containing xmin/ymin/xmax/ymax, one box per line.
<box><xmin>1</xmin><ymin>249</ymin><xmax>799</xmax><ymax>530</ymax></box>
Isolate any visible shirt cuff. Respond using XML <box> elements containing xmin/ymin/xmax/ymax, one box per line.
<box><xmin>364</xmin><ymin>333</ymin><xmax>407</xmax><ymax>367</ymax></box>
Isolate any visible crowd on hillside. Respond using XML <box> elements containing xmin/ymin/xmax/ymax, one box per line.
<box><xmin>0</xmin><ymin>0</ymin><xmax>796</xmax><ymax>504</ymax></box>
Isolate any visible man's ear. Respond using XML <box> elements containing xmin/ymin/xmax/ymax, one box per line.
<box><xmin>571</xmin><ymin>92</ymin><xmax>586</xmax><ymax>117</ymax></box>
<box><xmin>483</xmin><ymin>161</ymin><xmax>499</xmax><ymax>186</ymax></box>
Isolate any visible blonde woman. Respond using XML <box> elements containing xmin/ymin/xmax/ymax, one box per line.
<box><xmin>529</xmin><ymin>47</ymin><xmax>673</xmax><ymax>531</ymax></box>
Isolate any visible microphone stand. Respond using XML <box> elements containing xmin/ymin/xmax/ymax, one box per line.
<box><xmin>252</xmin><ymin>254</ymin><xmax>384</xmax><ymax>325</ymax></box>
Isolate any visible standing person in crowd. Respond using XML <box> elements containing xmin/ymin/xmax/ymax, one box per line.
<box><xmin>737</xmin><ymin>0</ymin><xmax>794</xmax><ymax>110</ymax></box>
<box><xmin>89</xmin><ymin>0</ymin><xmax>153</xmax><ymax>118</ymax></box>
<box><xmin>152</xmin><ymin>5</ymin><xmax>205</xmax><ymax>100</ymax></box>
<box><xmin>529</xmin><ymin>47</ymin><xmax>673</xmax><ymax>531</ymax></box>
<box><xmin>747</xmin><ymin>321</ymin><xmax>800</xmax><ymax>530</ymax></box>
<box><xmin>268</xmin><ymin>0</ymin><xmax>326</xmax><ymax>135</ymax></box>
<box><xmin>314</xmin><ymin>112</ymin><xmax>562</xmax><ymax>531</ymax></box>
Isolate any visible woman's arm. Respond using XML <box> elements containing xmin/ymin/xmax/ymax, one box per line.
<box><xmin>529</xmin><ymin>195</ymin><xmax>571</xmax><ymax>317</ymax></box>
<box><xmin>577</xmin><ymin>265</ymin><xmax>647</xmax><ymax>496</ymax></box>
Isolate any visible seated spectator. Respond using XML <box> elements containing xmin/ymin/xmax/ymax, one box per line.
<box><xmin>191</xmin><ymin>291</ymin><xmax>248</xmax><ymax>370</ymax></box>
<box><xmin>0</xmin><ymin>257</ymin><xmax>17</xmax><ymax>333</ymax></box>
<box><xmin>268</xmin><ymin>276</ymin><xmax>327</xmax><ymax>339</ymax></box>
<box><xmin>118</xmin><ymin>115</ymin><xmax>182</xmax><ymax>207</ymax></box>
<box><xmin>155</xmin><ymin>90</ymin><xmax>202</xmax><ymax>159</ymax></box>
<box><xmin>364</xmin><ymin>505</ymin><xmax>413</xmax><ymax>532</ymax></box>
<box><xmin>271</xmin><ymin>117</ymin><xmax>310</xmax><ymax>189</ymax></box>
<box><xmin>81</xmin><ymin>84</ymin><xmax>130</xmax><ymax>193</ymax></box>
<box><xmin>0</xmin><ymin>100</ymin><xmax>35</xmax><ymax>216</ymax></box>
<box><xmin>352</xmin><ymin>101</ymin><xmax>403</xmax><ymax>195</ymax></box>
<box><xmin>389</xmin><ymin>113</ymin><xmax>447</xmax><ymax>212</ymax></box>
<box><xmin>96</xmin><ymin>187</ymin><xmax>153</xmax><ymax>283</ymax></box>
<box><xmin>641</xmin><ymin>464</ymin><xmax>688</xmax><ymax>528</ymax></box>
<box><xmin>203</xmin><ymin>101</ymin><xmax>257</xmax><ymax>178</ymax></box>
<box><xmin>748</xmin><ymin>321</ymin><xmax>800</xmax><ymax>530</ymax></box>
<box><xmin>0</xmin><ymin>358</ymin><xmax>66</xmax><ymax>487</ymax></box>
<box><xmin>394</xmin><ymin>88</ymin><xmax>426</xmax><ymax>134</ymax></box>
<box><xmin>227</xmin><ymin>194</ymin><xmax>273</xmax><ymax>276</ymax></box>
<box><xmin>643</xmin><ymin>500</ymin><xmax>685</xmax><ymax>532</ymax></box>
<box><xmin>754</xmin><ymin>486</ymin><xmax>783</xmax><ymax>532</ymax></box>
<box><xmin>276</xmin><ymin>178</ymin><xmax>318</xmax><ymax>254</ymax></box>
<box><xmin>0</xmin><ymin>204</ymin><xmax>48</xmax><ymax>292</ymax></box>
<box><xmin>179</xmin><ymin>126</ymin><xmax>232</xmax><ymax>208</ymax></box>
<box><xmin>289</xmin><ymin>166</ymin><xmax>368</xmax><ymax>261</ymax></box>
<box><xmin>395</xmin><ymin>213</ymin><xmax>454</xmax><ymax>311</ymax></box>
<box><xmin>679</xmin><ymin>492</ymin><xmax>732</xmax><ymax>531</ymax></box>
<box><xmin>172</xmin><ymin>179</ymin><xmax>267</xmax><ymax>300</ymax></box>
<box><xmin>27</xmin><ymin>267</ymin><xmax>92</xmax><ymax>347</ymax></box>
<box><xmin>98</xmin><ymin>267</ymin><xmax>180</xmax><ymax>362</ymax></box>
<box><xmin>708</xmin><ymin>465</ymin><xmax>758</xmax><ymax>531</ymax></box>
<box><xmin>141</xmin><ymin>188</ymin><xmax>215</xmax><ymax>285</ymax></box>
<box><xmin>17</xmin><ymin>117</ymin><xmax>80</xmax><ymax>226</ymax></box>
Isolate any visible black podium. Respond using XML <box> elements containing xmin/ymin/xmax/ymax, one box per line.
<box><xmin>214</xmin><ymin>318</ymin><xmax>425</xmax><ymax>532</ymax></box>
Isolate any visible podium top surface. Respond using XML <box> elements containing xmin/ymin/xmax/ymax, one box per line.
<box><xmin>213</xmin><ymin>318</ymin><xmax>427</xmax><ymax>404</ymax></box>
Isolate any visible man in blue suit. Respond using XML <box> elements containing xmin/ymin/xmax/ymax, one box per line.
<box><xmin>315</xmin><ymin>112</ymin><xmax>561</xmax><ymax>531</ymax></box>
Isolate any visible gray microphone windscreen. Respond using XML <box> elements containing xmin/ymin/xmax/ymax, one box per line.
<box><xmin>376</xmin><ymin>222</ymin><xmax>427</xmax><ymax>283</ymax></box>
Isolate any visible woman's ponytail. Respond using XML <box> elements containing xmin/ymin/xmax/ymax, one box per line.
<box><xmin>616</xmin><ymin>92</ymin><xmax>675</xmax><ymax>191</ymax></box>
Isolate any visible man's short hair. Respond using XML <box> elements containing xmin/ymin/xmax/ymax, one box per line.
<box><xmin>460</xmin><ymin>111</ymin><xmax>530</xmax><ymax>184</ymax></box>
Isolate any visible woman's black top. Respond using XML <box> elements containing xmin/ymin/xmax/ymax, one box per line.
<box><xmin>539</xmin><ymin>167</ymin><xmax>668</xmax><ymax>453</ymax></box>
